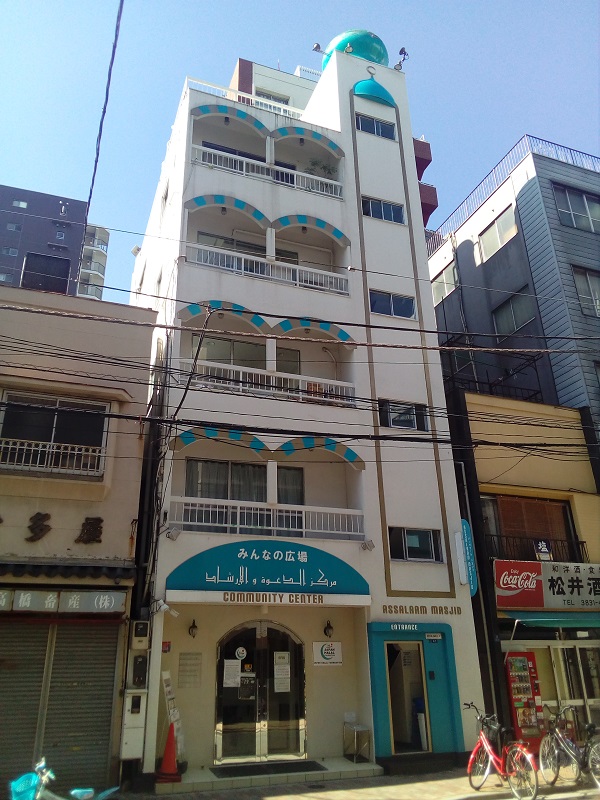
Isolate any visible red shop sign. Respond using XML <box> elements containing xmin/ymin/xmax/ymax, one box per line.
<box><xmin>494</xmin><ymin>560</ymin><xmax>544</xmax><ymax>609</ymax></box>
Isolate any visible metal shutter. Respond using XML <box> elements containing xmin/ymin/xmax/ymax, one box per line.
<box><xmin>42</xmin><ymin>624</ymin><xmax>120</xmax><ymax>792</ymax></box>
<box><xmin>0</xmin><ymin>622</ymin><xmax>50</xmax><ymax>790</ymax></box>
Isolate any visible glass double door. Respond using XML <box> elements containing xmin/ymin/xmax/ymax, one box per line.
<box><xmin>215</xmin><ymin>621</ymin><xmax>305</xmax><ymax>762</ymax></box>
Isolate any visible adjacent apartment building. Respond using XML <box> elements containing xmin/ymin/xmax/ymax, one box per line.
<box><xmin>130</xmin><ymin>30</ymin><xmax>482</xmax><ymax>784</ymax></box>
<box><xmin>0</xmin><ymin>184</ymin><xmax>110</xmax><ymax>300</ymax></box>
<box><xmin>0</xmin><ymin>285</ymin><xmax>155</xmax><ymax>790</ymax></box>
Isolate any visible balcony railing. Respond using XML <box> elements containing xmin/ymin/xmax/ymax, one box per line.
<box><xmin>192</xmin><ymin>146</ymin><xmax>343</xmax><ymax>198</ymax></box>
<box><xmin>485</xmin><ymin>534</ymin><xmax>589</xmax><ymax>563</ymax></box>
<box><xmin>172</xmin><ymin>359</ymin><xmax>356</xmax><ymax>406</ymax></box>
<box><xmin>169</xmin><ymin>497</ymin><xmax>364</xmax><ymax>540</ymax></box>
<box><xmin>77</xmin><ymin>284</ymin><xmax>103</xmax><ymax>300</ymax></box>
<box><xmin>80</xmin><ymin>260</ymin><xmax>106</xmax><ymax>277</ymax></box>
<box><xmin>84</xmin><ymin>238</ymin><xmax>108</xmax><ymax>252</ymax></box>
<box><xmin>187</xmin><ymin>78</ymin><xmax>304</xmax><ymax>119</ymax></box>
<box><xmin>185</xmin><ymin>243</ymin><xmax>349</xmax><ymax>295</ymax></box>
<box><xmin>0</xmin><ymin>438</ymin><xmax>105</xmax><ymax>476</ymax></box>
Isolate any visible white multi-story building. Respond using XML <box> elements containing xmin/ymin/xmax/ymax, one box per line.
<box><xmin>79</xmin><ymin>224</ymin><xmax>110</xmax><ymax>300</ymax></box>
<box><xmin>132</xmin><ymin>30</ymin><xmax>482</xmax><ymax>786</ymax></box>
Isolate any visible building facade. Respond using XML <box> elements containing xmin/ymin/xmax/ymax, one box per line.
<box><xmin>131</xmin><ymin>31</ymin><xmax>481</xmax><ymax>780</ymax></box>
<box><xmin>0</xmin><ymin>184</ymin><xmax>110</xmax><ymax>300</ymax></box>
<box><xmin>0</xmin><ymin>286</ymin><xmax>155</xmax><ymax>789</ymax></box>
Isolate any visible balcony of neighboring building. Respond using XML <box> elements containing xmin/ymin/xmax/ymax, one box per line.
<box><xmin>170</xmin><ymin>303</ymin><xmax>356</xmax><ymax>415</ymax></box>
<box><xmin>165</xmin><ymin>430</ymin><xmax>365</xmax><ymax>542</ymax></box>
<box><xmin>190</xmin><ymin>109</ymin><xmax>343</xmax><ymax>200</ymax></box>
<box><xmin>183</xmin><ymin>201</ymin><xmax>351</xmax><ymax>297</ymax></box>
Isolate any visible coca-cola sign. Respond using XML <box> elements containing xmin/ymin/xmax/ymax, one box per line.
<box><xmin>494</xmin><ymin>560</ymin><xmax>600</xmax><ymax>611</ymax></box>
<box><xmin>495</xmin><ymin>561</ymin><xmax>543</xmax><ymax>608</ymax></box>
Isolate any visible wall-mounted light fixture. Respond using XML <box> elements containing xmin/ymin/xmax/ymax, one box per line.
<box><xmin>324</xmin><ymin>620</ymin><xmax>333</xmax><ymax>638</ymax></box>
<box><xmin>221</xmin><ymin>207</ymin><xmax>227</xmax><ymax>216</ymax></box>
<box><xmin>299</xmin><ymin>137</ymin><xmax>305</xmax><ymax>146</ymax></box>
<box><xmin>224</xmin><ymin>116</ymin><xmax>230</xmax><ymax>126</ymax></box>
<box><xmin>301</xmin><ymin>226</ymin><xmax>308</xmax><ymax>234</ymax></box>
<box><xmin>188</xmin><ymin>619</ymin><xmax>198</xmax><ymax>638</ymax></box>
<box><xmin>361</xmin><ymin>539</ymin><xmax>375</xmax><ymax>551</ymax></box>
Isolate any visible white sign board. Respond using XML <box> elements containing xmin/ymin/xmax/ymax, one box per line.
<box><xmin>312</xmin><ymin>641</ymin><xmax>343</xmax><ymax>666</ymax></box>
<box><xmin>223</xmin><ymin>659</ymin><xmax>241</xmax><ymax>687</ymax></box>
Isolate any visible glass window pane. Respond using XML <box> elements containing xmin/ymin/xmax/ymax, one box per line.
<box><xmin>232</xmin><ymin>340</ymin><xmax>266</xmax><ymax>369</ymax></box>
<box><xmin>573</xmin><ymin>214</ymin><xmax>593</xmax><ymax>232</ymax></box>
<box><xmin>276</xmin><ymin>347</ymin><xmax>300</xmax><ymax>375</ymax></box>
<box><xmin>382</xmin><ymin>202</ymin><xmax>393</xmax><ymax>222</ymax></box>
<box><xmin>585</xmin><ymin>196</ymin><xmax>600</xmax><ymax>221</ymax></box>
<box><xmin>388</xmin><ymin>403</ymin><xmax>416</xmax><ymax>428</ymax></box>
<box><xmin>493</xmin><ymin>301</ymin><xmax>515</xmax><ymax>336</ymax></box>
<box><xmin>512</xmin><ymin>293</ymin><xmax>534</xmax><ymax>329</ymax></box>
<box><xmin>370</xmin><ymin>290</ymin><xmax>392</xmax><ymax>315</ymax></box>
<box><xmin>392</xmin><ymin>294</ymin><xmax>415</xmax><ymax>318</ymax></box>
<box><xmin>553</xmin><ymin>186</ymin><xmax>569</xmax><ymax>211</ymax></box>
<box><xmin>432</xmin><ymin>277</ymin><xmax>445</xmax><ymax>305</ymax></box>
<box><xmin>186</xmin><ymin>459</ymin><xmax>229</xmax><ymax>499</ymax></box>
<box><xmin>574</xmin><ymin>269</ymin><xmax>599</xmax><ymax>315</ymax></box>
<box><xmin>379</xmin><ymin>121</ymin><xmax>395</xmax><ymax>140</ymax></box>
<box><xmin>198</xmin><ymin>336</ymin><xmax>231</xmax><ymax>363</ymax></box>
<box><xmin>581</xmin><ymin>648</ymin><xmax>600</xmax><ymax>699</ymax></box>
<box><xmin>405</xmin><ymin>529</ymin><xmax>433</xmax><ymax>559</ymax></box>
<box><xmin>496</xmin><ymin>207</ymin><xmax>517</xmax><ymax>245</ymax></box>
<box><xmin>2</xmin><ymin>398</ymin><xmax>55</xmax><ymax>442</ymax></box>
<box><xmin>231</xmin><ymin>463</ymin><xmax>267</xmax><ymax>502</ymax></box>
<box><xmin>277</xmin><ymin>467</ymin><xmax>304</xmax><ymax>504</ymax></box>
<box><xmin>361</xmin><ymin>197</ymin><xmax>371</xmax><ymax>216</ymax></box>
<box><xmin>480</xmin><ymin>223</ymin><xmax>500</xmax><ymax>260</ymax></box>
<box><xmin>370</xmin><ymin>199</ymin><xmax>384</xmax><ymax>219</ymax></box>
<box><xmin>55</xmin><ymin>402</ymin><xmax>105</xmax><ymax>446</ymax></box>
<box><xmin>357</xmin><ymin>114</ymin><xmax>375</xmax><ymax>134</ymax></box>
<box><xmin>391</xmin><ymin>204</ymin><xmax>404</xmax><ymax>224</ymax></box>
<box><xmin>568</xmin><ymin>190</ymin><xmax>587</xmax><ymax>216</ymax></box>
<box><xmin>388</xmin><ymin>527</ymin><xmax>406</xmax><ymax>560</ymax></box>
<box><xmin>558</xmin><ymin>209</ymin><xmax>574</xmax><ymax>227</ymax></box>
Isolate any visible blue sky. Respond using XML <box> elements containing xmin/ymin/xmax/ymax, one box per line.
<box><xmin>1</xmin><ymin>0</ymin><xmax>598</xmax><ymax>304</ymax></box>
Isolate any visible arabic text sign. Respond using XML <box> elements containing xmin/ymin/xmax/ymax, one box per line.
<box><xmin>166</xmin><ymin>540</ymin><xmax>370</xmax><ymax>595</ymax></box>
<box><xmin>494</xmin><ymin>560</ymin><xmax>600</xmax><ymax>610</ymax></box>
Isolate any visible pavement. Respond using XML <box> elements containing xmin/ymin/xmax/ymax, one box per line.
<box><xmin>121</xmin><ymin>768</ymin><xmax>599</xmax><ymax>799</ymax></box>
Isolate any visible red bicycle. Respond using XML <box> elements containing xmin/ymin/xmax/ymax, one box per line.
<box><xmin>464</xmin><ymin>701</ymin><xmax>538</xmax><ymax>799</ymax></box>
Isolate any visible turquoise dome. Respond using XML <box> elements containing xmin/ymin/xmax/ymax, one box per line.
<box><xmin>353</xmin><ymin>76</ymin><xmax>396</xmax><ymax>108</ymax></box>
<box><xmin>322</xmin><ymin>30</ymin><xmax>389</xmax><ymax>71</ymax></box>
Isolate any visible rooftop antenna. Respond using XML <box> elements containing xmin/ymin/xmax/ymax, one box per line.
<box><xmin>394</xmin><ymin>47</ymin><xmax>409</xmax><ymax>70</ymax></box>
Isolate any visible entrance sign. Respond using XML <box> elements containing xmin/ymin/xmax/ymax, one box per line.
<box><xmin>166</xmin><ymin>540</ymin><xmax>370</xmax><ymax>597</ymax></box>
<box><xmin>494</xmin><ymin>560</ymin><xmax>600</xmax><ymax>610</ymax></box>
<box><xmin>313</xmin><ymin>641</ymin><xmax>343</xmax><ymax>665</ymax></box>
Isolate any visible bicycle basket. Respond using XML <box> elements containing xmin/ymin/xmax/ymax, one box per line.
<box><xmin>9</xmin><ymin>773</ymin><xmax>39</xmax><ymax>800</ymax></box>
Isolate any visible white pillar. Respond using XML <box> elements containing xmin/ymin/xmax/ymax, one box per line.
<box><xmin>267</xmin><ymin>459</ymin><xmax>278</xmax><ymax>505</ymax></box>
<box><xmin>265</xmin><ymin>336</ymin><xmax>277</xmax><ymax>372</ymax></box>
<box><xmin>266</xmin><ymin>227</ymin><xmax>275</xmax><ymax>259</ymax></box>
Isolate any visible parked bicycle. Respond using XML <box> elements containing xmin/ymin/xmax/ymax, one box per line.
<box><xmin>538</xmin><ymin>704</ymin><xmax>600</xmax><ymax>788</ymax></box>
<box><xmin>463</xmin><ymin>701</ymin><xmax>538</xmax><ymax>799</ymax></box>
<box><xmin>9</xmin><ymin>758</ymin><xmax>119</xmax><ymax>800</ymax></box>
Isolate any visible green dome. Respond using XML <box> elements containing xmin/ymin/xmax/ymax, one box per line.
<box><xmin>322</xmin><ymin>30</ymin><xmax>389</xmax><ymax>71</ymax></box>
<box><xmin>353</xmin><ymin>76</ymin><xmax>396</xmax><ymax>108</ymax></box>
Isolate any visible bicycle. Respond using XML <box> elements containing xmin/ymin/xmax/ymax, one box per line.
<box><xmin>9</xmin><ymin>758</ymin><xmax>119</xmax><ymax>800</ymax></box>
<box><xmin>538</xmin><ymin>703</ymin><xmax>600</xmax><ymax>789</ymax></box>
<box><xmin>463</xmin><ymin>701</ymin><xmax>538</xmax><ymax>799</ymax></box>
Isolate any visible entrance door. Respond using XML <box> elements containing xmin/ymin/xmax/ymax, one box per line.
<box><xmin>215</xmin><ymin>621</ymin><xmax>305</xmax><ymax>763</ymax></box>
<box><xmin>386</xmin><ymin>641</ymin><xmax>429</xmax><ymax>753</ymax></box>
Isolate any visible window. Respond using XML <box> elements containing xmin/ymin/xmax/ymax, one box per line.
<box><xmin>1</xmin><ymin>247</ymin><xmax>18</xmax><ymax>256</ymax></box>
<box><xmin>12</xmin><ymin>200</ymin><xmax>27</xmax><ymax>208</ymax></box>
<box><xmin>432</xmin><ymin>261</ymin><xmax>458</xmax><ymax>305</ymax></box>
<box><xmin>573</xmin><ymin>268</ymin><xmax>600</xmax><ymax>317</ymax></box>
<box><xmin>6</xmin><ymin>223</ymin><xmax>22</xmax><ymax>232</ymax></box>
<box><xmin>0</xmin><ymin>393</ymin><xmax>107</xmax><ymax>475</ymax></box>
<box><xmin>369</xmin><ymin>289</ymin><xmax>415</xmax><ymax>319</ymax></box>
<box><xmin>479</xmin><ymin>206</ymin><xmax>517</xmax><ymax>260</ymax></box>
<box><xmin>193</xmin><ymin>335</ymin><xmax>301</xmax><ymax>374</ymax></box>
<box><xmin>362</xmin><ymin>196</ymin><xmax>404</xmax><ymax>224</ymax></box>
<box><xmin>197</xmin><ymin>230</ymin><xmax>298</xmax><ymax>264</ymax></box>
<box><xmin>185</xmin><ymin>459</ymin><xmax>267</xmax><ymax>502</ymax></box>
<box><xmin>0</xmin><ymin>273</ymin><xmax>9</xmax><ymax>283</ymax></box>
<box><xmin>389</xmin><ymin>527</ymin><xmax>443</xmax><ymax>562</ymax></box>
<box><xmin>55</xmin><ymin>231</ymin><xmax>65</xmax><ymax>241</ymax></box>
<box><xmin>492</xmin><ymin>290</ymin><xmax>535</xmax><ymax>337</ymax></box>
<box><xmin>379</xmin><ymin>400</ymin><xmax>428</xmax><ymax>430</ymax></box>
<box><xmin>255</xmin><ymin>90</ymin><xmax>289</xmax><ymax>106</ymax></box>
<box><xmin>355</xmin><ymin>113</ymin><xmax>395</xmax><ymax>140</ymax></box>
<box><xmin>554</xmin><ymin>186</ymin><xmax>600</xmax><ymax>233</ymax></box>
<box><xmin>277</xmin><ymin>467</ymin><xmax>304</xmax><ymax>504</ymax></box>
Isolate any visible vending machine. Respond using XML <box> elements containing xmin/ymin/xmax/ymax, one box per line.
<box><xmin>505</xmin><ymin>652</ymin><xmax>543</xmax><ymax>753</ymax></box>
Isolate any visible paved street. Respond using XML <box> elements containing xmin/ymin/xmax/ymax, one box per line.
<box><xmin>122</xmin><ymin>768</ymin><xmax>599</xmax><ymax>799</ymax></box>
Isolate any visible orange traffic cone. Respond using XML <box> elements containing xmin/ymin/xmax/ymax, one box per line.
<box><xmin>155</xmin><ymin>722</ymin><xmax>182</xmax><ymax>783</ymax></box>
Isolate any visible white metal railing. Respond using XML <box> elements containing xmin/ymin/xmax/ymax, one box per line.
<box><xmin>0</xmin><ymin>439</ymin><xmax>105</xmax><ymax>476</ymax></box>
<box><xmin>77</xmin><ymin>284</ymin><xmax>103</xmax><ymax>300</ymax></box>
<box><xmin>185</xmin><ymin>243</ymin><xmax>349</xmax><ymax>295</ymax></box>
<box><xmin>169</xmin><ymin>497</ymin><xmax>364</xmax><ymax>540</ymax></box>
<box><xmin>187</xmin><ymin>78</ymin><xmax>304</xmax><ymax>118</ymax></box>
<box><xmin>192</xmin><ymin>145</ymin><xmax>342</xmax><ymax>198</ymax></box>
<box><xmin>172</xmin><ymin>359</ymin><xmax>356</xmax><ymax>406</ymax></box>
<box><xmin>80</xmin><ymin>260</ymin><xmax>106</xmax><ymax>277</ymax></box>
<box><xmin>85</xmin><ymin>238</ymin><xmax>108</xmax><ymax>252</ymax></box>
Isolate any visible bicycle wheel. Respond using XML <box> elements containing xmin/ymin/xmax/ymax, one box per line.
<box><xmin>506</xmin><ymin>745</ymin><xmax>538</xmax><ymax>800</ymax></box>
<box><xmin>468</xmin><ymin>744</ymin><xmax>491</xmax><ymax>790</ymax></box>
<box><xmin>587</xmin><ymin>740</ymin><xmax>600</xmax><ymax>789</ymax></box>
<box><xmin>556</xmin><ymin>741</ymin><xmax>581</xmax><ymax>783</ymax></box>
<box><xmin>538</xmin><ymin>734</ymin><xmax>559</xmax><ymax>785</ymax></box>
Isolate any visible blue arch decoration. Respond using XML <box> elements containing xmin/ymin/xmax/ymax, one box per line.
<box><xmin>191</xmin><ymin>103</ymin><xmax>269</xmax><ymax>137</ymax></box>
<box><xmin>273</xmin><ymin>317</ymin><xmax>353</xmax><ymax>343</ymax></box>
<box><xmin>276</xmin><ymin>436</ymin><xmax>364</xmax><ymax>470</ymax></box>
<box><xmin>177</xmin><ymin>300</ymin><xmax>268</xmax><ymax>331</ymax></box>
<box><xmin>166</xmin><ymin>540</ymin><xmax>370</xmax><ymax>595</ymax></box>
<box><xmin>184</xmin><ymin>195</ymin><xmax>271</xmax><ymax>228</ymax></box>
<box><xmin>272</xmin><ymin>214</ymin><xmax>350</xmax><ymax>246</ymax></box>
<box><xmin>271</xmin><ymin>126</ymin><xmax>344</xmax><ymax>158</ymax></box>
<box><xmin>171</xmin><ymin>426</ymin><xmax>269</xmax><ymax>456</ymax></box>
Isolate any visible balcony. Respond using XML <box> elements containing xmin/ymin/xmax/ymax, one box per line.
<box><xmin>485</xmin><ymin>534</ymin><xmax>589</xmax><ymax>563</ymax></box>
<box><xmin>80</xmin><ymin>260</ymin><xmax>106</xmax><ymax>278</ymax></box>
<box><xmin>185</xmin><ymin>243</ymin><xmax>349</xmax><ymax>295</ymax></box>
<box><xmin>77</xmin><ymin>284</ymin><xmax>103</xmax><ymax>300</ymax></box>
<box><xmin>188</xmin><ymin>78</ymin><xmax>303</xmax><ymax>119</ymax></box>
<box><xmin>171</xmin><ymin>359</ymin><xmax>356</xmax><ymax>406</ymax></box>
<box><xmin>84</xmin><ymin>237</ymin><xmax>108</xmax><ymax>252</ymax></box>
<box><xmin>192</xmin><ymin>145</ymin><xmax>343</xmax><ymax>199</ymax></box>
<box><xmin>0</xmin><ymin>439</ymin><xmax>105</xmax><ymax>477</ymax></box>
<box><xmin>169</xmin><ymin>497</ymin><xmax>364</xmax><ymax>540</ymax></box>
